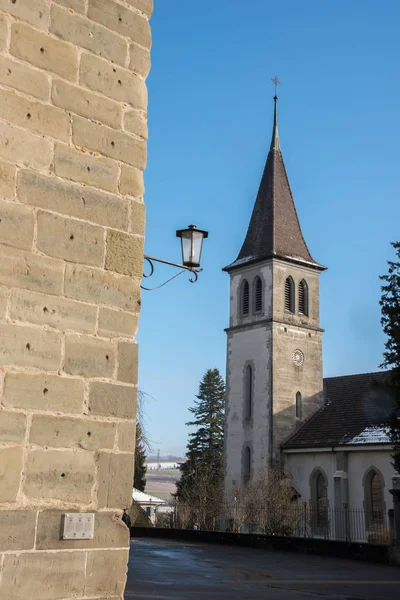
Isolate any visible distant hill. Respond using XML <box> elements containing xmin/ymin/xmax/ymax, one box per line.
<box><xmin>147</xmin><ymin>454</ymin><xmax>184</xmax><ymax>463</ymax></box>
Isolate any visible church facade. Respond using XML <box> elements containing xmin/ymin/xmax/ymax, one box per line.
<box><xmin>223</xmin><ymin>97</ymin><xmax>395</xmax><ymax>530</ymax></box>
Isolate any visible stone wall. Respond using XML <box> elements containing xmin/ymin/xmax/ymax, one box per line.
<box><xmin>0</xmin><ymin>1</ymin><xmax>152</xmax><ymax>598</ymax></box>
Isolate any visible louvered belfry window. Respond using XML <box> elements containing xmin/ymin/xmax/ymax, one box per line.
<box><xmin>254</xmin><ymin>276</ymin><xmax>262</xmax><ymax>313</ymax></box>
<box><xmin>242</xmin><ymin>280</ymin><xmax>249</xmax><ymax>315</ymax></box>
<box><xmin>285</xmin><ymin>277</ymin><xmax>294</xmax><ymax>313</ymax></box>
<box><xmin>299</xmin><ymin>279</ymin><xmax>309</xmax><ymax>316</ymax></box>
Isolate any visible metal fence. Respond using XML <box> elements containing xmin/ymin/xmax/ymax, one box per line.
<box><xmin>218</xmin><ymin>503</ymin><xmax>389</xmax><ymax>544</ymax></box>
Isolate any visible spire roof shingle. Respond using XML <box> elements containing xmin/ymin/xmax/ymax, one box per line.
<box><xmin>224</xmin><ymin>97</ymin><xmax>325</xmax><ymax>272</ymax></box>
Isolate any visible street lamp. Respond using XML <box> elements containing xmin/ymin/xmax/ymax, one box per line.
<box><xmin>142</xmin><ymin>224</ymin><xmax>208</xmax><ymax>291</ymax></box>
<box><xmin>176</xmin><ymin>225</ymin><xmax>209</xmax><ymax>269</ymax></box>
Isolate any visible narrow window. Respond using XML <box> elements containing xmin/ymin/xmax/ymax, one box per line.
<box><xmin>365</xmin><ymin>469</ymin><xmax>384</xmax><ymax>528</ymax></box>
<box><xmin>299</xmin><ymin>279</ymin><xmax>309</xmax><ymax>316</ymax></box>
<box><xmin>296</xmin><ymin>391</ymin><xmax>302</xmax><ymax>419</ymax></box>
<box><xmin>254</xmin><ymin>276</ymin><xmax>262</xmax><ymax>313</ymax></box>
<box><xmin>241</xmin><ymin>280</ymin><xmax>249</xmax><ymax>315</ymax></box>
<box><xmin>245</xmin><ymin>365</ymin><xmax>253</xmax><ymax>419</ymax></box>
<box><xmin>285</xmin><ymin>276</ymin><xmax>295</xmax><ymax>313</ymax></box>
<box><xmin>244</xmin><ymin>446</ymin><xmax>251</xmax><ymax>483</ymax></box>
<box><xmin>310</xmin><ymin>469</ymin><xmax>328</xmax><ymax>534</ymax></box>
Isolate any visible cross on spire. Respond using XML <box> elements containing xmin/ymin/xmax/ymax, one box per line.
<box><xmin>272</xmin><ymin>75</ymin><xmax>281</xmax><ymax>99</ymax></box>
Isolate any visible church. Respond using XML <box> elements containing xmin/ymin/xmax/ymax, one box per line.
<box><xmin>223</xmin><ymin>94</ymin><xmax>396</xmax><ymax>537</ymax></box>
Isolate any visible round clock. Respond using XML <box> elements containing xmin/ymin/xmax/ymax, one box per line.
<box><xmin>292</xmin><ymin>349</ymin><xmax>304</xmax><ymax>367</ymax></box>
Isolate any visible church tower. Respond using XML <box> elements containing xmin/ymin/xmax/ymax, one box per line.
<box><xmin>223</xmin><ymin>95</ymin><xmax>326</xmax><ymax>496</ymax></box>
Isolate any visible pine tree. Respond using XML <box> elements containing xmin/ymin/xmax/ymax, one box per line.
<box><xmin>176</xmin><ymin>369</ymin><xmax>225</xmax><ymax>527</ymax></box>
<box><xmin>380</xmin><ymin>241</ymin><xmax>400</xmax><ymax>472</ymax></box>
<box><xmin>134</xmin><ymin>423</ymin><xmax>147</xmax><ymax>492</ymax></box>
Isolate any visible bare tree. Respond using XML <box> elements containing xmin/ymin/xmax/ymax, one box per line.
<box><xmin>225</xmin><ymin>468</ymin><xmax>301</xmax><ymax>535</ymax></box>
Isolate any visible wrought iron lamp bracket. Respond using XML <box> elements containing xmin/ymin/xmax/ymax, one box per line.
<box><xmin>141</xmin><ymin>255</ymin><xmax>201</xmax><ymax>291</ymax></box>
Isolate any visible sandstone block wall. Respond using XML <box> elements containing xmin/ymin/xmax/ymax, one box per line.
<box><xmin>0</xmin><ymin>1</ymin><xmax>152</xmax><ymax>598</ymax></box>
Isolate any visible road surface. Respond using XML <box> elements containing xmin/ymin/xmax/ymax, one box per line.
<box><xmin>126</xmin><ymin>537</ymin><xmax>400</xmax><ymax>599</ymax></box>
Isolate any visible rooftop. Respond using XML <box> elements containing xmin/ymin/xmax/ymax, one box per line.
<box><xmin>282</xmin><ymin>371</ymin><xmax>397</xmax><ymax>450</ymax></box>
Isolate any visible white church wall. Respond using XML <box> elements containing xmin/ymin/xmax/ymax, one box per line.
<box><xmin>347</xmin><ymin>449</ymin><xmax>394</xmax><ymax>511</ymax></box>
<box><xmin>224</xmin><ymin>325</ymin><xmax>272</xmax><ymax>498</ymax></box>
<box><xmin>284</xmin><ymin>448</ymin><xmax>394</xmax><ymax>513</ymax></box>
<box><xmin>284</xmin><ymin>451</ymin><xmax>336</xmax><ymax>507</ymax></box>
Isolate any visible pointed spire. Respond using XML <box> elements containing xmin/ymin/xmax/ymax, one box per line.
<box><xmin>270</xmin><ymin>95</ymin><xmax>280</xmax><ymax>151</ymax></box>
<box><xmin>224</xmin><ymin>93</ymin><xmax>325</xmax><ymax>272</ymax></box>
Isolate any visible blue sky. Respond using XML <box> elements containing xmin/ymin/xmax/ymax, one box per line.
<box><xmin>138</xmin><ymin>0</ymin><xmax>400</xmax><ymax>457</ymax></box>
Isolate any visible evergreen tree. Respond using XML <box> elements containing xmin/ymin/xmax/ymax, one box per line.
<box><xmin>134</xmin><ymin>423</ymin><xmax>147</xmax><ymax>491</ymax></box>
<box><xmin>380</xmin><ymin>241</ymin><xmax>400</xmax><ymax>471</ymax></box>
<box><xmin>176</xmin><ymin>369</ymin><xmax>225</xmax><ymax>526</ymax></box>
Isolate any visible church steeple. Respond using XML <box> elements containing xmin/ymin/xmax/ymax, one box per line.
<box><xmin>270</xmin><ymin>95</ymin><xmax>280</xmax><ymax>151</ymax></box>
<box><xmin>224</xmin><ymin>95</ymin><xmax>325</xmax><ymax>272</ymax></box>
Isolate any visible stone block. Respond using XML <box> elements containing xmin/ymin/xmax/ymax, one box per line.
<box><xmin>0</xmin><ymin>88</ymin><xmax>70</xmax><ymax>143</ymax></box>
<box><xmin>80</xmin><ymin>52</ymin><xmax>148</xmax><ymax>109</ymax></box>
<box><xmin>30</xmin><ymin>415</ymin><xmax>116</xmax><ymax>450</ymax></box>
<box><xmin>54</xmin><ymin>143</ymin><xmax>119</xmax><ymax>193</ymax></box>
<box><xmin>0</xmin><ymin>199</ymin><xmax>34</xmax><ymax>251</ymax></box>
<box><xmin>72</xmin><ymin>115</ymin><xmax>147</xmax><ymax>170</ymax></box>
<box><xmin>10</xmin><ymin>288</ymin><xmax>97</xmax><ymax>334</ymax></box>
<box><xmin>64</xmin><ymin>333</ymin><xmax>115</xmax><ymax>378</ymax></box>
<box><xmin>106</xmin><ymin>230</ymin><xmax>144</xmax><ymax>277</ymax></box>
<box><xmin>1</xmin><ymin>551</ymin><xmax>85</xmax><ymax>600</ymax></box>
<box><xmin>0</xmin><ymin>160</ymin><xmax>16</xmax><ymax>198</ymax></box>
<box><xmin>24</xmin><ymin>448</ymin><xmax>95</xmax><ymax>503</ymax></box>
<box><xmin>88</xmin><ymin>0</ymin><xmax>151</xmax><ymax>49</ymax></box>
<box><xmin>131</xmin><ymin>199</ymin><xmax>146</xmax><ymax>235</ymax></box>
<box><xmin>0</xmin><ymin>446</ymin><xmax>23</xmax><ymax>502</ymax></box>
<box><xmin>98</xmin><ymin>307</ymin><xmax>138</xmax><ymax>338</ymax></box>
<box><xmin>117</xmin><ymin>421</ymin><xmax>136</xmax><ymax>452</ymax></box>
<box><xmin>89</xmin><ymin>381</ymin><xmax>137</xmax><ymax>419</ymax></box>
<box><xmin>97</xmin><ymin>452</ymin><xmax>134</xmax><ymax>508</ymax></box>
<box><xmin>54</xmin><ymin>0</ymin><xmax>86</xmax><ymax>13</ymax></box>
<box><xmin>65</xmin><ymin>263</ymin><xmax>140</xmax><ymax>312</ymax></box>
<box><xmin>0</xmin><ymin>323</ymin><xmax>61</xmax><ymax>370</ymax></box>
<box><xmin>50</xmin><ymin>4</ymin><xmax>128</xmax><ymax>66</ymax></box>
<box><xmin>120</xmin><ymin>164</ymin><xmax>144</xmax><ymax>197</ymax></box>
<box><xmin>129</xmin><ymin>42</ymin><xmax>151</xmax><ymax>78</ymax></box>
<box><xmin>0</xmin><ymin>410</ymin><xmax>26</xmax><ymax>444</ymax></box>
<box><xmin>125</xmin><ymin>0</ymin><xmax>154</xmax><ymax>18</ymax></box>
<box><xmin>117</xmin><ymin>341</ymin><xmax>139</xmax><ymax>384</ymax></box>
<box><xmin>0</xmin><ymin>511</ymin><xmax>36</xmax><ymax>552</ymax></box>
<box><xmin>36</xmin><ymin>510</ymin><xmax>129</xmax><ymax>550</ymax></box>
<box><xmin>0</xmin><ymin>55</ymin><xmax>50</xmax><ymax>101</ymax></box>
<box><xmin>0</xmin><ymin>284</ymin><xmax>7</xmax><ymax>317</ymax></box>
<box><xmin>52</xmin><ymin>78</ymin><xmax>122</xmax><ymax>130</ymax></box>
<box><xmin>17</xmin><ymin>170</ymin><xmax>129</xmax><ymax>230</ymax></box>
<box><xmin>124</xmin><ymin>110</ymin><xmax>148</xmax><ymax>139</ymax></box>
<box><xmin>0</xmin><ymin>244</ymin><xmax>63</xmax><ymax>295</ymax></box>
<box><xmin>0</xmin><ymin>13</ymin><xmax>7</xmax><ymax>51</ymax></box>
<box><xmin>0</xmin><ymin>121</ymin><xmax>52</xmax><ymax>171</ymax></box>
<box><xmin>37</xmin><ymin>211</ymin><xmax>105</xmax><ymax>267</ymax></box>
<box><xmin>85</xmin><ymin>549</ymin><xmax>129</xmax><ymax>597</ymax></box>
<box><xmin>10</xmin><ymin>22</ymin><xmax>78</xmax><ymax>81</ymax></box>
<box><xmin>0</xmin><ymin>0</ymin><xmax>50</xmax><ymax>30</ymax></box>
<box><xmin>3</xmin><ymin>372</ymin><xmax>84</xmax><ymax>413</ymax></box>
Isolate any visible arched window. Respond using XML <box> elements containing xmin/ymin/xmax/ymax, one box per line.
<box><xmin>241</xmin><ymin>280</ymin><xmax>249</xmax><ymax>315</ymax></box>
<box><xmin>310</xmin><ymin>469</ymin><xmax>328</xmax><ymax>534</ymax></box>
<box><xmin>244</xmin><ymin>365</ymin><xmax>253</xmax><ymax>419</ymax></box>
<box><xmin>253</xmin><ymin>276</ymin><xmax>262</xmax><ymax>313</ymax></box>
<box><xmin>285</xmin><ymin>276</ymin><xmax>295</xmax><ymax>313</ymax></box>
<box><xmin>295</xmin><ymin>391</ymin><xmax>302</xmax><ymax>420</ymax></box>
<box><xmin>299</xmin><ymin>279</ymin><xmax>309</xmax><ymax>316</ymax></box>
<box><xmin>243</xmin><ymin>446</ymin><xmax>251</xmax><ymax>483</ymax></box>
<box><xmin>364</xmin><ymin>468</ymin><xmax>384</xmax><ymax>528</ymax></box>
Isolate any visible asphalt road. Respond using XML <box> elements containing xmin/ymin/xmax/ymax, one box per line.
<box><xmin>126</xmin><ymin>538</ymin><xmax>400</xmax><ymax>600</ymax></box>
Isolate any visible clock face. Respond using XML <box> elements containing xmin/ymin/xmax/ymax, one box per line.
<box><xmin>292</xmin><ymin>349</ymin><xmax>304</xmax><ymax>367</ymax></box>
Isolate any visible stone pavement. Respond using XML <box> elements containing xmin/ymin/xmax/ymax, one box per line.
<box><xmin>127</xmin><ymin>537</ymin><xmax>400</xmax><ymax>599</ymax></box>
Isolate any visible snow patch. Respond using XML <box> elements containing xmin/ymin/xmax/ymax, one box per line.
<box><xmin>346</xmin><ymin>426</ymin><xmax>391</xmax><ymax>445</ymax></box>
